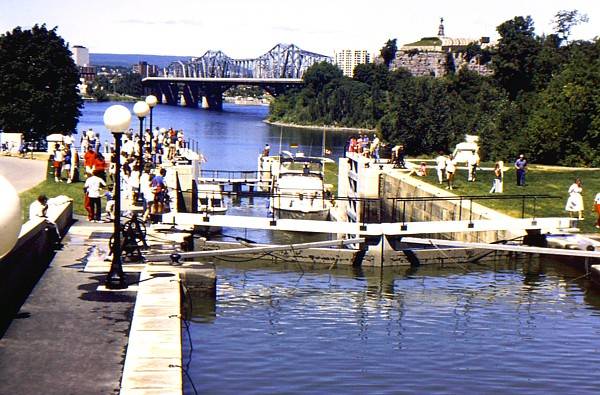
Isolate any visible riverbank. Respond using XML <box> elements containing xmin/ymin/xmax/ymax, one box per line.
<box><xmin>265</xmin><ymin>120</ymin><xmax>375</xmax><ymax>133</ymax></box>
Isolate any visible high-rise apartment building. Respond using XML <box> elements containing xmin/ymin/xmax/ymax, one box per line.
<box><xmin>334</xmin><ymin>50</ymin><xmax>371</xmax><ymax>77</ymax></box>
<box><xmin>72</xmin><ymin>45</ymin><xmax>90</xmax><ymax>67</ymax></box>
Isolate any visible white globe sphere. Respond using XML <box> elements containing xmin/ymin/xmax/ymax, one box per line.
<box><xmin>145</xmin><ymin>95</ymin><xmax>158</xmax><ymax>108</ymax></box>
<box><xmin>0</xmin><ymin>175</ymin><xmax>22</xmax><ymax>259</ymax></box>
<box><xmin>133</xmin><ymin>101</ymin><xmax>150</xmax><ymax>118</ymax></box>
<box><xmin>103</xmin><ymin>104</ymin><xmax>132</xmax><ymax>133</ymax></box>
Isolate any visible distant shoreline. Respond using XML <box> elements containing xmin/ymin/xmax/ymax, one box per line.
<box><xmin>264</xmin><ymin>120</ymin><xmax>375</xmax><ymax>133</ymax></box>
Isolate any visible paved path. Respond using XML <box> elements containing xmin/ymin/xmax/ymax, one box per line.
<box><xmin>0</xmin><ymin>156</ymin><xmax>48</xmax><ymax>192</ymax></box>
<box><xmin>0</xmin><ymin>219</ymin><xmax>136</xmax><ymax>394</ymax></box>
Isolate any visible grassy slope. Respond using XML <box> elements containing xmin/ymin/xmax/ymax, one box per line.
<box><xmin>411</xmin><ymin>161</ymin><xmax>600</xmax><ymax>233</ymax></box>
<box><xmin>19</xmin><ymin>161</ymin><xmax>90</xmax><ymax>222</ymax></box>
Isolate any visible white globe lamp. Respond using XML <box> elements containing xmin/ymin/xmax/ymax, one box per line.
<box><xmin>103</xmin><ymin>104</ymin><xmax>132</xmax><ymax>134</ymax></box>
<box><xmin>0</xmin><ymin>175</ymin><xmax>22</xmax><ymax>259</ymax></box>
<box><xmin>133</xmin><ymin>101</ymin><xmax>150</xmax><ymax>119</ymax></box>
<box><xmin>145</xmin><ymin>95</ymin><xmax>158</xmax><ymax>108</ymax></box>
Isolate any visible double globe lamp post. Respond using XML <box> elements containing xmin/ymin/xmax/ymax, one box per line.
<box><xmin>133</xmin><ymin>101</ymin><xmax>150</xmax><ymax>204</ymax></box>
<box><xmin>145</xmin><ymin>94</ymin><xmax>158</xmax><ymax>154</ymax></box>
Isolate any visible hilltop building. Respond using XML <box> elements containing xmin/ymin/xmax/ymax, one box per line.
<box><xmin>390</xmin><ymin>18</ymin><xmax>493</xmax><ymax>77</ymax></box>
<box><xmin>334</xmin><ymin>49</ymin><xmax>371</xmax><ymax>77</ymax></box>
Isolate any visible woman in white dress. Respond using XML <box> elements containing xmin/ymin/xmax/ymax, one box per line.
<box><xmin>565</xmin><ymin>178</ymin><xmax>584</xmax><ymax>220</ymax></box>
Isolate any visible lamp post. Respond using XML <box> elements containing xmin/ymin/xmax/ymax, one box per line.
<box><xmin>103</xmin><ymin>104</ymin><xmax>132</xmax><ymax>290</ymax></box>
<box><xmin>133</xmin><ymin>101</ymin><xmax>150</xmax><ymax>203</ymax></box>
<box><xmin>145</xmin><ymin>95</ymin><xmax>158</xmax><ymax>156</ymax></box>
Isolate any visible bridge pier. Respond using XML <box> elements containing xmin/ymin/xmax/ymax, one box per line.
<box><xmin>202</xmin><ymin>90</ymin><xmax>223</xmax><ymax>111</ymax></box>
<box><xmin>182</xmin><ymin>84</ymin><xmax>200</xmax><ymax>108</ymax></box>
<box><xmin>159</xmin><ymin>82</ymin><xmax>179</xmax><ymax>106</ymax></box>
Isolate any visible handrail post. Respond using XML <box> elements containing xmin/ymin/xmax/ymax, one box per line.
<box><xmin>468</xmin><ymin>198</ymin><xmax>474</xmax><ymax>228</ymax></box>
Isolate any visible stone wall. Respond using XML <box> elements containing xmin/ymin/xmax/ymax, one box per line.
<box><xmin>380</xmin><ymin>171</ymin><xmax>520</xmax><ymax>243</ymax></box>
<box><xmin>0</xmin><ymin>201</ymin><xmax>73</xmax><ymax>335</ymax></box>
<box><xmin>392</xmin><ymin>50</ymin><xmax>492</xmax><ymax>77</ymax></box>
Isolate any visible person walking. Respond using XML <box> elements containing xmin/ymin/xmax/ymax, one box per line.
<box><xmin>52</xmin><ymin>143</ymin><xmax>64</xmax><ymax>182</ymax></box>
<box><xmin>565</xmin><ymin>178</ymin><xmax>584</xmax><ymax>220</ymax></box>
<box><xmin>515</xmin><ymin>154</ymin><xmax>527</xmax><ymax>186</ymax></box>
<box><xmin>435</xmin><ymin>152</ymin><xmax>446</xmax><ymax>184</ymax></box>
<box><xmin>467</xmin><ymin>151</ymin><xmax>480</xmax><ymax>182</ymax></box>
<box><xmin>489</xmin><ymin>162</ymin><xmax>503</xmax><ymax>193</ymax></box>
<box><xmin>84</xmin><ymin>170</ymin><xmax>106</xmax><ymax>222</ymax></box>
<box><xmin>62</xmin><ymin>146</ymin><xmax>71</xmax><ymax>182</ymax></box>
<box><xmin>445</xmin><ymin>155</ymin><xmax>456</xmax><ymax>190</ymax></box>
<box><xmin>594</xmin><ymin>191</ymin><xmax>600</xmax><ymax>229</ymax></box>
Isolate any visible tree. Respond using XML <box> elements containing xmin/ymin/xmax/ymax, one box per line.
<box><xmin>302</xmin><ymin>61</ymin><xmax>343</xmax><ymax>94</ymax></box>
<box><xmin>492</xmin><ymin>16</ymin><xmax>541</xmax><ymax>99</ymax></box>
<box><xmin>380</xmin><ymin>39</ymin><xmax>398</xmax><ymax>68</ymax></box>
<box><xmin>0</xmin><ymin>25</ymin><xmax>82</xmax><ymax>140</ymax></box>
<box><xmin>553</xmin><ymin>9</ymin><xmax>589</xmax><ymax>44</ymax></box>
<box><xmin>113</xmin><ymin>72</ymin><xmax>143</xmax><ymax>96</ymax></box>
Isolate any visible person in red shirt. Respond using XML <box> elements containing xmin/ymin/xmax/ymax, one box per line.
<box><xmin>92</xmin><ymin>152</ymin><xmax>107</xmax><ymax>181</ymax></box>
<box><xmin>84</xmin><ymin>147</ymin><xmax>97</xmax><ymax>177</ymax></box>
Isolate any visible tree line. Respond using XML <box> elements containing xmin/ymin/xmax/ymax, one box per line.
<box><xmin>269</xmin><ymin>12</ymin><xmax>600</xmax><ymax>167</ymax></box>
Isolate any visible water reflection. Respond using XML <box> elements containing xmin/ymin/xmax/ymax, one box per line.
<box><xmin>185</xmin><ymin>260</ymin><xmax>600</xmax><ymax>394</ymax></box>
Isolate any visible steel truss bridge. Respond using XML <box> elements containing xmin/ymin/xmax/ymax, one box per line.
<box><xmin>142</xmin><ymin>43</ymin><xmax>332</xmax><ymax>110</ymax></box>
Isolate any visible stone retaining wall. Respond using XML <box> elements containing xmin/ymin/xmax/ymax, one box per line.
<box><xmin>0</xmin><ymin>200</ymin><xmax>72</xmax><ymax>335</ymax></box>
<box><xmin>380</xmin><ymin>171</ymin><xmax>520</xmax><ymax>243</ymax></box>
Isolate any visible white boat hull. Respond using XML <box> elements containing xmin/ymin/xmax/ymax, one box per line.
<box><xmin>273</xmin><ymin>207</ymin><xmax>330</xmax><ymax>221</ymax></box>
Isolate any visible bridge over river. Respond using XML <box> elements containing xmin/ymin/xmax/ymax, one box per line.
<box><xmin>142</xmin><ymin>43</ymin><xmax>330</xmax><ymax>110</ymax></box>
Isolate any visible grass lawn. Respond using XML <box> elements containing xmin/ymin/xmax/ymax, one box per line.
<box><xmin>19</xmin><ymin>161</ymin><xmax>93</xmax><ymax>222</ymax></box>
<box><xmin>410</xmin><ymin>161</ymin><xmax>600</xmax><ymax>234</ymax></box>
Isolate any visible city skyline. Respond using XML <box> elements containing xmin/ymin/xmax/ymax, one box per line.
<box><xmin>1</xmin><ymin>0</ymin><xmax>598</xmax><ymax>58</ymax></box>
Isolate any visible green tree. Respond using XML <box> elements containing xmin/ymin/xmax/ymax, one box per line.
<box><xmin>492</xmin><ymin>16</ymin><xmax>541</xmax><ymax>99</ymax></box>
<box><xmin>113</xmin><ymin>72</ymin><xmax>143</xmax><ymax>96</ymax></box>
<box><xmin>302</xmin><ymin>62</ymin><xmax>343</xmax><ymax>94</ymax></box>
<box><xmin>380</xmin><ymin>39</ymin><xmax>398</xmax><ymax>68</ymax></box>
<box><xmin>553</xmin><ymin>9</ymin><xmax>589</xmax><ymax>44</ymax></box>
<box><xmin>0</xmin><ymin>24</ymin><xmax>82</xmax><ymax>140</ymax></box>
<box><xmin>526</xmin><ymin>40</ymin><xmax>600</xmax><ymax>166</ymax></box>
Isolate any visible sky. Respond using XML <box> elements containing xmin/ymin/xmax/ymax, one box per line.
<box><xmin>1</xmin><ymin>0</ymin><xmax>598</xmax><ymax>58</ymax></box>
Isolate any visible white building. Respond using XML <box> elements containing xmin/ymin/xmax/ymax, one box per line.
<box><xmin>334</xmin><ymin>49</ymin><xmax>370</xmax><ymax>77</ymax></box>
<box><xmin>71</xmin><ymin>45</ymin><xmax>90</xmax><ymax>67</ymax></box>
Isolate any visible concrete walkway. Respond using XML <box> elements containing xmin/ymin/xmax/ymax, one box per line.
<box><xmin>0</xmin><ymin>219</ymin><xmax>136</xmax><ymax>395</ymax></box>
<box><xmin>0</xmin><ymin>156</ymin><xmax>48</xmax><ymax>192</ymax></box>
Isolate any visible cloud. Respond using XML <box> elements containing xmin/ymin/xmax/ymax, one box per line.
<box><xmin>118</xmin><ymin>18</ymin><xmax>203</xmax><ymax>27</ymax></box>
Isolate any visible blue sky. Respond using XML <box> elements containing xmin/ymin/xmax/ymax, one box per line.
<box><xmin>1</xmin><ymin>0</ymin><xmax>597</xmax><ymax>58</ymax></box>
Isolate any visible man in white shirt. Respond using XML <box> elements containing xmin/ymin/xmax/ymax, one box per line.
<box><xmin>467</xmin><ymin>151</ymin><xmax>480</xmax><ymax>182</ymax></box>
<box><xmin>84</xmin><ymin>171</ymin><xmax>106</xmax><ymax>222</ymax></box>
<box><xmin>435</xmin><ymin>152</ymin><xmax>446</xmax><ymax>184</ymax></box>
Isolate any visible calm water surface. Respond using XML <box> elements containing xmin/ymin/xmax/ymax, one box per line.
<box><xmin>81</xmin><ymin>103</ymin><xmax>600</xmax><ymax>394</ymax></box>
<box><xmin>186</xmin><ymin>260</ymin><xmax>600</xmax><ymax>394</ymax></box>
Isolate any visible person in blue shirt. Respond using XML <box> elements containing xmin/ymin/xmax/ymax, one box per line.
<box><xmin>514</xmin><ymin>154</ymin><xmax>527</xmax><ymax>186</ymax></box>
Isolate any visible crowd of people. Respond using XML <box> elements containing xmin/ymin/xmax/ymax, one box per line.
<box><xmin>48</xmin><ymin>126</ymin><xmax>190</xmax><ymax>224</ymax></box>
<box><xmin>347</xmin><ymin>134</ymin><xmax>381</xmax><ymax>161</ymax></box>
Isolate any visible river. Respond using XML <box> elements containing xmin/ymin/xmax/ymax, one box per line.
<box><xmin>80</xmin><ymin>102</ymin><xmax>600</xmax><ymax>394</ymax></box>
